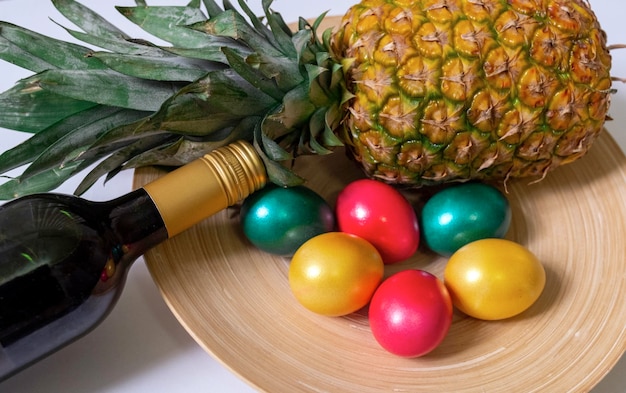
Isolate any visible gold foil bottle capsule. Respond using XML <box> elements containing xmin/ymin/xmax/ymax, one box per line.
<box><xmin>144</xmin><ymin>140</ymin><xmax>267</xmax><ymax>237</ymax></box>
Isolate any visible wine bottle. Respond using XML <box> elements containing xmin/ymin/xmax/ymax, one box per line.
<box><xmin>0</xmin><ymin>140</ymin><xmax>267</xmax><ymax>381</ymax></box>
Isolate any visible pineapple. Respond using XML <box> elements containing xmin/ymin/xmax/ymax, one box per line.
<box><xmin>333</xmin><ymin>0</ymin><xmax>613</xmax><ymax>185</ymax></box>
<box><xmin>0</xmin><ymin>0</ymin><xmax>615</xmax><ymax>198</ymax></box>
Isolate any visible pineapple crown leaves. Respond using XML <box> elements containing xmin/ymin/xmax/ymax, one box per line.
<box><xmin>0</xmin><ymin>0</ymin><xmax>345</xmax><ymax>199</ymax></box>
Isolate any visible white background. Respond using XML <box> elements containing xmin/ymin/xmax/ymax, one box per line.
<box><xmin>0</xmin><ymin>1</ymin><xmax>624</xmax><ymax>392</ymax></box>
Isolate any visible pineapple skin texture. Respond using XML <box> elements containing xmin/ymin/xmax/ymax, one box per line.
<box><xmin>331</xmin><ymin>0</ymin><xmax>612</xmax><ymax>186</ymax></box>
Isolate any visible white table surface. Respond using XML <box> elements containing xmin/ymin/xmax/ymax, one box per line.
<box><xmin>0</xmin><ymin>1</ymin><xmax>624</xmax><ymax>392</ymax></box>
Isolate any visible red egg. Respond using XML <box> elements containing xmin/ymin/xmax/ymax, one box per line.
<box><xmin>368</xmin><ymin>270</ymin><xmax>453</xmax><ymax>357</ymax></box>
<box><xmin>335</xmin><ymin>179</ymin><xmax>419</xmax><ymax>264</ymax></box>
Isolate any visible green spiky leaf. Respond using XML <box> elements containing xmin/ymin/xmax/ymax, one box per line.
<box><xmin>201</xmin><ymin>0</ymin><xmax>223</xmax><ymax>18</ymax></box>
<box><xmin>268</xmin><ymin>83</ymin><xmax>316</xmax><ymax>130</ymax></box>
<box><xmin>0</xmin><ymin>165</ymin><xmax>80</xmax><ymax>199</ymax></box>
<box><xmin>53</xmin><ymin>22</ymin><xmax>166</xmax><ymax>55</ymax></box>
<box><xmin>133</xmin><ymin>69</ymin><xmax>278</xmax><ymax>135</ymax></box>
<box><xmin>253</xmin><ymin>123</ymin><xmax>303</xmax><ymax>187</ymax></box>
<box><xmin>0</xmin><ymin>36</ymin><xmax>56</xmax><ymax>72</ymax></box>
<box><xmin>52</xmin><ymin>0</ymin><xmax>131</xmax><ymax>42</ymax></box>
<box><xmin>236</xmin><ymin>0</ymin><xmax>270</xmax><ymax>36</ymax></box>
<box><xmin>20</xmin><ymin>108</ymin><xmax>149</xmax><ymax>180</ymax></box>
<box><xmin>0</xmin><ymin>80</ymin><xmax>97</xmax><ymax>133</ymax></box>
<box><xmin>0</xmin><ymin>106</ymin><xmax>135</xmax><ymax>173</ymax></box>
<box><xmin>221</xmin><ymin>47</ymin><xmax>283</xmax><ymax>101</ymax></box>
<box><xmin>161</xmin><ymin>43</ymin><xmax>250</xmax><ymax>63</ymax></box>
<box><xmin>74</xmin><ymin>133</ymin><xmax>176</xmax><ymax>195</ymax></box>
<box><xmin>33</xmin><ymin>69</ymin><xmax>183</xmax><ymax>111</ymax></box>
<box><xmin>260</xmin><ymin>126</ymin><xmax>292</xmax><ymax>161</ymax></box>
<box><xmin>187</xmin><ymin>0</ymin><xmax>201</xmax><ymax>8</ymax></box>
<box><xmin>0</xmin><ymin>22</ymin><xmax>104</xmax><ymax>71</ymax></box>
<box><xmin>261</xmin><ymin>0</ymin><xmax>295</xmax><ymax>57</ymax></box>
<box><xmin>292</xmin><ymin>29</ymin><xmax>313</xmax><ymax>64</ymax></box>
<box><xmin>116</xmin><ymin>5</ymin><xmax>208</xmax><ymax>48</ymax></box>
<box><xmin>90</xmin><ymin>51</ymin><xmax>218</xmax><ymax>81</ymax></box>
<box><xmin>191</xmin><ymin>9</ymin><xmax>283</xmax><ymax>58</ymax></box>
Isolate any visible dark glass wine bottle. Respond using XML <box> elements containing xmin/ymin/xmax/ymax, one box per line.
<box><xmin>0</xmin><ymin>140</ymin><xmax>266</xmax><ymax>381</ymax></box>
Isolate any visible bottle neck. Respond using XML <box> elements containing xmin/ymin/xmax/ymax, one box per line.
<box><xmin>107</xmin><ymin>189</ymin><xmax>169</xmax><ymax>256</ymax></box>
<box><xmin>94</xmin><ymin>189</ymin><xmax>168</xmax><ymax>288</ymax></box>
<box><xmin>142</xmin><ymin>141</ymin><xmax>267</xmax><ymax>238</ymax></box>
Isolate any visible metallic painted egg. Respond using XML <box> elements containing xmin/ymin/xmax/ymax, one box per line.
<box><xmin>240</xmin><ymin>185</ymin><xmax>335</xmax><ymax>256</ymax></box>
<box><xmin>420</xmin><ymin>183</ymin><xmax>511</xmax><ymax>257</ymax></box>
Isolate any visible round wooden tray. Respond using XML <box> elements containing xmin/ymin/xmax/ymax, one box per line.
<box><xmin>134</xmin><ymin>129</ymin><xmax>626</xmax><ymax>392</ymax></box>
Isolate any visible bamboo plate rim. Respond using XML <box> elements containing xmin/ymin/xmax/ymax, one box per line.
<box><xmin>134</xmin><ymin>129</ymin><xmax>626</xmax><ymax>393</ymax></box>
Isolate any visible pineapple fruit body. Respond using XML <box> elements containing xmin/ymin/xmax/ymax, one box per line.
<box><xmin>332</xmin><ymin>0</ymin><xmax>612</xmax><ymax>186</ymax></box>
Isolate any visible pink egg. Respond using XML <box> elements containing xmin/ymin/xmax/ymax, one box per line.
<box><xmin>368</xmin><ymin>270</ymin><xmax>453</xmax><ymax>357</ymax></box>
<box><xmin>335</xmin><ymin>179</ymin><xmax>419</xmax><ymax>264</ymax></box>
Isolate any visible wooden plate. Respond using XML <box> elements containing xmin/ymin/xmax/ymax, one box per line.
<box><xmin>134</xmin><ymin>129</ymin><xmax>626</xmax><ymax>392</ymax></box>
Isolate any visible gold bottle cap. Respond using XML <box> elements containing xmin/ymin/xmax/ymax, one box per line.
<box><xmin>200</xmin><ymin>140</ymin><xmax>268</xmax><ymax>206</ymax></box>
<box><xmin>144</xmin><ymin>140</ymin><xmax>267</xmax><ymax>237</ymax></box>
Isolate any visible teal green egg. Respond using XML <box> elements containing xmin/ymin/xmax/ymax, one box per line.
<box><xmin>240</xmin><ymin>185</ymin><xmax>335</xmax><ymax>256</ymax></box>
<box><xmin>420</xmin><ymin>183</ymin><xmax>511</xmax><ymax>257</ymax></box>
